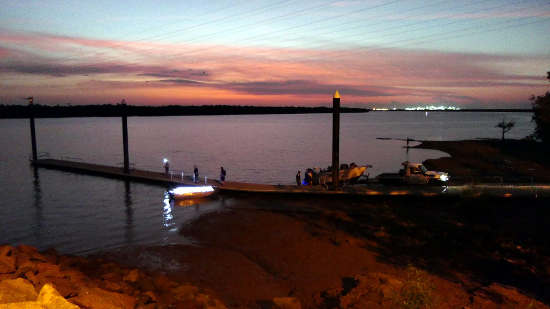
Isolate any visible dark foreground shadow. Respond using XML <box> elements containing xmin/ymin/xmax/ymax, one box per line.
<box><xmin>265</xmin><ymin>195</ymin><xmax>550</xmax><ymax>304</ymax></box>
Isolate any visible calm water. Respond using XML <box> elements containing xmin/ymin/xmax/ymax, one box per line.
<box><xmin>0</xmin><ymin>112</ymin><xmax>533</xmax><ymax>254</ymax></box>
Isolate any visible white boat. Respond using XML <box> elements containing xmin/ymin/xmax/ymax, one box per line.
<box><xmin>168</xmin><ymin>185</ymin><xmax>217</xmax><ymax>199</ymax></box>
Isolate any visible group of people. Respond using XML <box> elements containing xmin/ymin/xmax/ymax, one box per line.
<box><xmin>163</xmin><ymin>159</ymin><xmax>227</xmax><ymax>183</ymax></box>
<box><xmin>295</xmin><ymin>169</ymin><xmax>316</xmax><ymax>186</ymax></box>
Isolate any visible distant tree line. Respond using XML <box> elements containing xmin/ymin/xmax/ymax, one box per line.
<box><xmin>0</xmin><ymin>104</ymin><xmax>369</xmax><ymax>118</ymax></box>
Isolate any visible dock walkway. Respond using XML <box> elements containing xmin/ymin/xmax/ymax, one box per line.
<box><xmin>32</xmin><ymin>159</ymin><xmax>550</xmax><ymax>198</ymax></box>
<box><xmin>33</xmin><ymin>159</ymin><xmax>218</xmax><ymax>187</ymax></box>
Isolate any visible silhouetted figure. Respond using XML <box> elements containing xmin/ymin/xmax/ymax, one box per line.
<box><xmin>304</xmin><ymin>169</ymin><xmax>313</xmax><ymax>185</ymax></box>
<box><xmin>220</xmin><ymin>166</ymin><xmax>226</xmax><ymax>182</ymax></box>
<box><xmin>163</xmin><ymin>160</ymin><xmax>170</xmax><ymax>175</ymax></box>
<box><xmin>296</xmin><ymin>171</ymin><xmax>301</xmax><ymax>186</ymax></box>
<box><xmin>193</xmin><ymin>166</ymin><xmax>199</xmax><ymax>183</ymax></box>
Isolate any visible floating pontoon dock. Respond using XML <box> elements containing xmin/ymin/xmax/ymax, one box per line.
<box><xmin>32</xmin><ymin>159</ymin><xmax>550</xmax><ymax>198</ymax></box>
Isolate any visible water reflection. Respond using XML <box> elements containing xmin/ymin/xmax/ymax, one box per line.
<box><xmin>162</xmin><ymin>193</ymin><xmax>177</xmax><ymax>232</ymax></box>
<box><xmin>174</xmin><ymin>198</ymin><xmax>209</xmax><ymax>208</ymax></box>
<box><xmin>31</xmin><ymin>167</ymin><xmax>43</xmax><ymax>243</ymax></box>
<box><xmin>124</xmin><ymin>181</ymin><xmax>134</xmax><ymax>244</ymax></box>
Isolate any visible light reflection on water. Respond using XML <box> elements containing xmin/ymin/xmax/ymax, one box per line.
<box><xmin>162</xmin><ymin>194</ymin><xmax>175</xmax><ymax>232</ymax></box>
<box><xmin>0</xmin><ymin>112</ymin><xmax>534</xmax><ymax>254</ymax></box>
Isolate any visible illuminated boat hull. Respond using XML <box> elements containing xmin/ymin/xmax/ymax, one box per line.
<box><xmin>168</xmin><ymin>186</ymin><xmax>217</xmax><ymax>200</ymax></box>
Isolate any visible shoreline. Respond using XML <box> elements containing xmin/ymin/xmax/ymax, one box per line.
<box><xmin>415</xmin><ymin>139</ymin><xmax>550</xmax><ymax>183</ymax></box>
<box><xmin>102</xmin><ymin>194</ymin><xmax>550</xmax><ymax>308</ymax></box>
<box><xmin>2</xmin><ymin>139</ymin><xmax>550</xmax><ymax>308</ymax></box>
<box><xmin>2</xmin><ymin>192</ymin><xmax>550</xmax><ymax>308</ymax></box>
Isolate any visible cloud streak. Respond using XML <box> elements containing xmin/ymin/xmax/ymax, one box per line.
<box><xmin>2</xmin><ymin>29</ymin><xmax>548</xmax><ymax>107</ymax></box>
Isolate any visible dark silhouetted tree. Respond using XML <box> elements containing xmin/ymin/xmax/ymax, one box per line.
<box><xmin>496</xmin><ymin>119</ymin><xmax>515</xmax><ymax>141</ymax></box>
<box><xmin>531</xmin><ymin>71</ymin><xmax>550</xmax><ymax>144</ymax></box>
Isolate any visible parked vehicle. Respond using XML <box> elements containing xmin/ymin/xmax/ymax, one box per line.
<box><xmin>377</xmin><ymin>161</ymin><xmax>449</xmax><ymax>185</ymax></box>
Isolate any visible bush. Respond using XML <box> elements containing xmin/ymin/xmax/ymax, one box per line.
<box><xmin>392</xmin><ymin>266</ymin><xmax>435</xmax><ymax>309</ymax></box>
<box><xmin>531</xmin><ymin>71</ymin><xmax>550</xmax><ymax>144</ymax></box>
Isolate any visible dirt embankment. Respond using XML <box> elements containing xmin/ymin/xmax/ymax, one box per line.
<box><xmin>415</xmin><ymin>139</ymin><xmax>550</xmax><ymax>182</ymax></box>
<box><xmin>102</xmin><ymin>195</ymin><xmax>550</xmax><ymax>309</ymax></box>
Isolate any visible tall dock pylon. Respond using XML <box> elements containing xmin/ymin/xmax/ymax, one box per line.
<box><xmin>27</xmin><ymin>96</ymin><xmax>38</xmax><ymax>162</ymax></box>
<box><xmin>121</xmin><ymin>99</ymin><xmax>130</xmax><ymax>174</ymax></box>
<box><xmin>332</xmin><ymin>90</ymin><xmax>340</xmax><ymax>188</ymax></box>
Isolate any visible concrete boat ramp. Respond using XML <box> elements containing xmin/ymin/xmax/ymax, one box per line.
<box><xmin>32</xmin><ymin>159</ymin><xmax>550</xmax><ymax>198</ymax></box>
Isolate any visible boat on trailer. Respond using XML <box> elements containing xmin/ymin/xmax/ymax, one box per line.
<box><xmin>304</xmin><ymin>163</ymin><xmax>371</xmax><ymax>185</ymax></box>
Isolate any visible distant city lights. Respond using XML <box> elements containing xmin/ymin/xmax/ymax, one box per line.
<box><xmin>372</xmin><ymin>105</ymin><xmax>461</xmax><ymax>111</ymax></box>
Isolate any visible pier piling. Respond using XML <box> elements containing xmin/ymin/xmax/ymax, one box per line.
<box><xmin>332</xmin><ymin>90</ymin><xmax>340</xmax><ymax>187</ymax></box>
<box><xmin>121</xmin><ymin>100</ymin><xmax>130</xmax><ymax>174</ymax></box>
<box><xmin>27</xmin><ymin>97</ymin><xmax>38</xmax><ymax>162</ymax></box>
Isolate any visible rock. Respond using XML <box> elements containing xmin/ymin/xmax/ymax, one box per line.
<box><xmin>15</xmin><ymin>245</ymin><xmax>38</xmax><ymax>256</ymax></box>
<box><xmin>44</xmin><ymin>277</ymin><xmax>79</xmax><ymax>298</ymax></box>
<box><xmin>171</xmin><ymin>284</ymin><xmax>199</xmax><ymax>301</ymax></box>
<box><xmin>0</xmin><ymin>273</ymin><xmax>17</xmax><ymax>281</ymax></box>
<box><xmin>373</xmin><ymin>273</ymin><xmax>403</xmax><ymax>299</ymax></box>
<box><xmin>273</xmin><ymin>297</ymin><xmax>302</xmax><ymax>309</ymax></box>
<box><xmin>193</xmin><ymin>293</ymin><xmax>227</xmax><ymax>309</ymax></box>
<box><xmin>123</xmin><ymin>269</ymin><xmax>140</xmax><ymax>283</ymax></box>
<box><xmin>37</xmin><ymin>283</ymin><xmax>79</xmax><ymax>309</ymax></box>
<box><xmin>0</xmin><ymin>245</ymin><xmax>16</xmax><ymax>274</ymax></box>
<box><xmin>101</xmin><ymin>271</ymin><xmax>122</xmax><ymax>282</ymax></box>
<box><xmin>135</xmin><ymin>291</ymin><xmax>158</xmax><ymax>307</ymax></box>
<box><xmin>16</xmin><ymin>245</ymin><xmax>48</xmax><ymax>263</ymax></box>
<box><xmin>35</xmin><ymin>263</ymin><xmax>61</xmax><ymax>278</ymax></box>
<box><xmin>0</xmin><ymin>278</ymin><xmax>38</xmax><ymax>303</ymax></box>
<box><xmin>100</xmin><ymin>279</ymin><xmax>124</xmax><ymax>292</ymax></box>
<box><xmin>41</xmin><ymin>248</ymin><xmax>59</xmax><ymax>265</ymax></box>
<box><xmin>170</xmin><ymin>284</ymin><xmax>227</xmax><ymax>309</ymax></box>
<box><xmin>153</xmin><ymin>274</ymin><xmax>177</xmax><ymax>290</ymax></box>
<box><xmin>0</xmin><ymin>301</ymin><xmax>44</xmax><ymax>308</ymax></box>
<box><xmin>472</xmin><ymin>283</ymin><xmax>548</xmax><ymax>309</ymax></box>
<box><xmin>58</xmin><ymin>255</ymin><xmax>88</xmax><ymax>270</ymax></box>
<box><xmin>315</xmin><ymin>273</ymin><xmax>405</xmax><ymax>309</ymax></box>
<box><xmin>62</xmin><ymin>269</ymin><xmax>88</xmax><ymax>285</ymax></box>
<box><xmin>23</xmin><ymin>271</ymin><xmax>39</xmax><ymax>285</ymax></box>
<box><xmin>22</xmin><ymin>264</ymin><xmax>77</xmax><ymax>298</ymax></box>
<box><xmin>15</xmin><ymin>259</ymin><xmax>37</xmax><ymax>277</ymax></box>
<box><xmin>100</xmin><ymin>262</ymin><xmax>123</xmax><ymax>277</ymax></box>
<box><xmin>71</xmin><ymin>287</ymin><xmax>136</xmax><ymax>309</ymax></box>
<box><xmin>144</xmin><ymin>291</ymin><xmax>158</xmax><ymax>302</ymax></box>
<box><xmin>135</xmin><ymin>276</ymin><xmax>155</xmax><ymax>292</ymax></box>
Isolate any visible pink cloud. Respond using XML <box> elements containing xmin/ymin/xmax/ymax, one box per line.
<box><xmin>2</xmin><ymin>29</ymin><xmax>548</xmax><ymax>107</ymax></box>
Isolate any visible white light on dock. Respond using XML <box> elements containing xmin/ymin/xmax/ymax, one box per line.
<box><xmin>169</xmin><ymin>186</ymin><xmax>215</xmax><ymax>195</ymax></box>
<box><xmin>163</xmin><ymin>158</ymin><xmax>168</xmax><ymax>164</ymax></box>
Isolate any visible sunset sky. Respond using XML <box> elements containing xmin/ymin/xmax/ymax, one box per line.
<box><xmin>1</xmin><ymin>0</ymin><xmax>549</xmax><ymax>108</ymax></box>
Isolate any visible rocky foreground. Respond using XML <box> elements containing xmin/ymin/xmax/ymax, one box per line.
<box><xmin>2</xmin><ymin>241</ymin><xmax>547</xmax><ymax>309</ymax></box>
<box><xmin>0</xmin><ymin>244</ymin><xmax>227</xmax><ymax>308</ymax></box>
